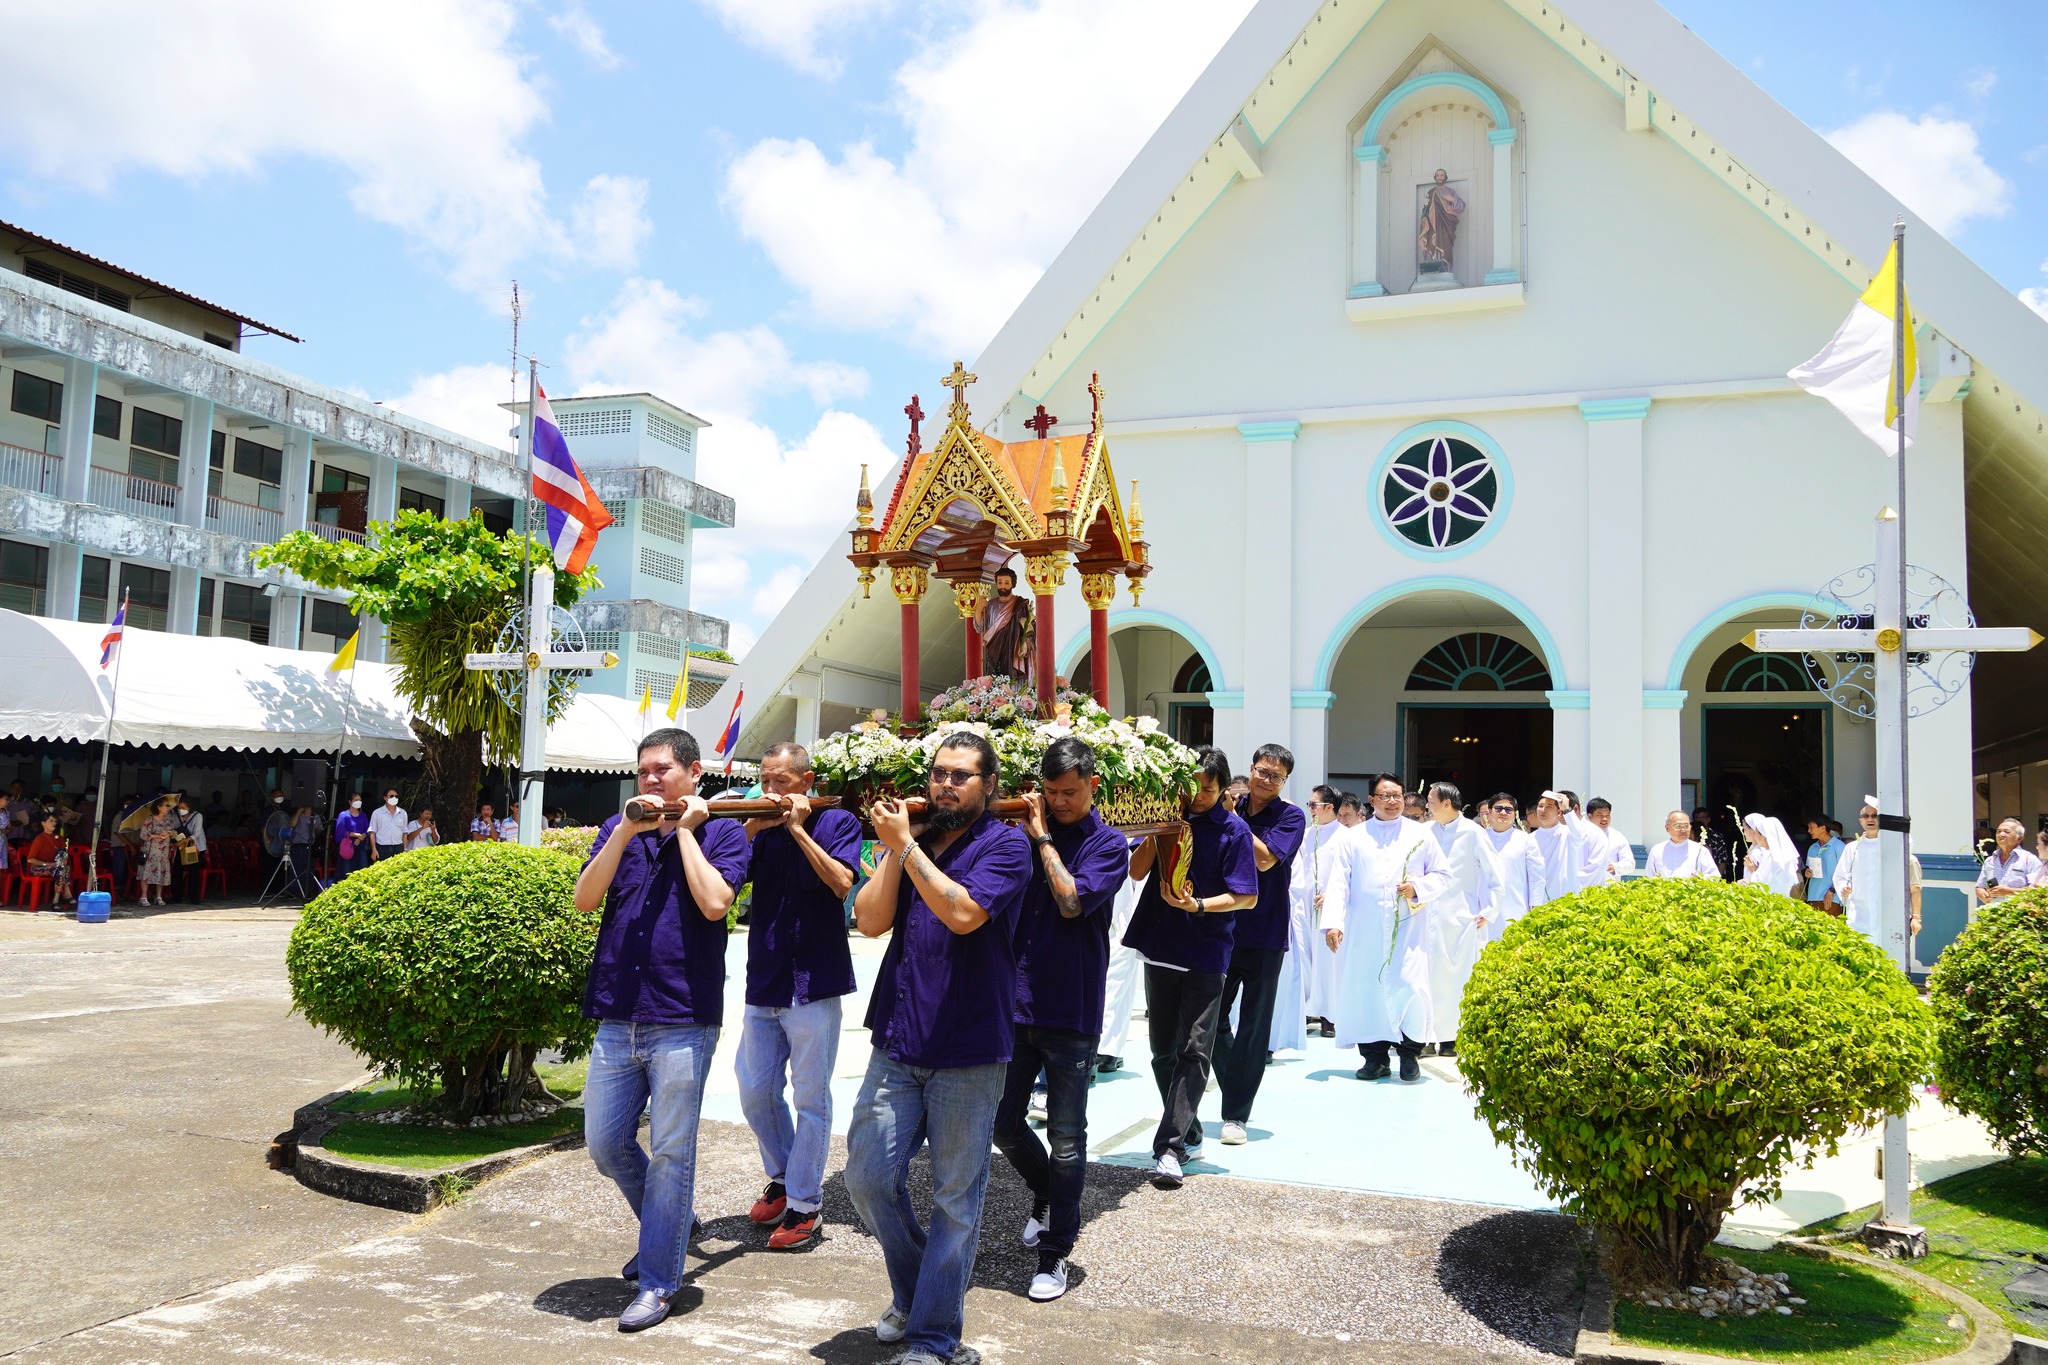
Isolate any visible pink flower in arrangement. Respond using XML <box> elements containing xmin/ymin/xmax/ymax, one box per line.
<box><xmin>975</xmin><ymin>676</ymin><xmax>995</xmax><ymax>688</ymax></box>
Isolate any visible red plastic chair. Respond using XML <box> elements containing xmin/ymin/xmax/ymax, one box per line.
<box><xmin>14</xmin><ymin>874</ymin><xmax>55</xmax><ymax>909</ymax></box>
<box><xmin>195</xmin><ymin>849</ymin><xmax>227</xmax><ymax>900</ymax></box>
<box><xmin>70</xmin><ymin>846</ymin><xmax>116</xmax><ymax>899</ymax></box>
<box><xmin>0</xmin><ymin>868</ymin><xmax>16</xmax><ymax>907</ymax></box>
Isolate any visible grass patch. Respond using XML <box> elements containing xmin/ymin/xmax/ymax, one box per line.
<box><xmin>1612</xmin><ymin>1246</ymin><xmax>1969</xmax><ymax>1363</ymax></box>
<box><xmin>323</xmin><ymin>1058</ymin><xmax>590</xmax><ymax>1115</ymax></box>
<box><xmin>1804</xmin><ymin>1155</ymin><xmax>2048</xmax><ymax>1338</ymax></box>
<box><xmin>319</xmin><ymin>1106</ymin><xmax>582</xmax><ymax>1170</ymax></box>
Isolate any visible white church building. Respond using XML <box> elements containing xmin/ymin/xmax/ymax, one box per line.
<box><xmin>710</xmin><ymin>0</ymin><xmax>2048</xmax><ymax>944</ymax></box>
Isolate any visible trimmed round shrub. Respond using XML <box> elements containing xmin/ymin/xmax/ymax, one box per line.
<box><xmin>287</xmin><ymin>842</ymin><xmax>597</xmax><ymax>1120</ymax></box>
<box><xmin>1929</xmin><ymin>888</ymin><xmax>2048</xmax><ymax>1154</ymax></box>
<box><xmin>540</xmin><ymin>824</ymin><xmax>600</xmax><ymax>862</ymax></box>
<box><xmin>1460</xmin><ymin>878</ymin><xmax>1930</xmax><ymax>1287</ymax></box>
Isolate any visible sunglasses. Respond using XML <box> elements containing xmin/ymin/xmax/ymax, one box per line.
<box><xmin>1487</xmin><ymin>805</ymin><xmax>1515</xmax><ymax>814</ymax></box>
<box><xmin>928</xmin><ymin>766</ymin><xmax>984</xmax><ymax>788</ymax></box>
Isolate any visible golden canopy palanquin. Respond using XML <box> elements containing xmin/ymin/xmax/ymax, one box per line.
<box><xmin>848</xmin><ymin>365</ymin><xmax>1151</xmax><ymax>720</ymax></box>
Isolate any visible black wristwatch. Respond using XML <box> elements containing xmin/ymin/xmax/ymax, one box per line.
<box><xmin>1031</xmin><ymin>834</ymin><xmax>1053</xmax><ymax>852</ymax></box>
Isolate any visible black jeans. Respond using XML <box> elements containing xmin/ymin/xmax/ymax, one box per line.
<box><xmin>1359</xmin><ymin>1037</ymin><xmax>1423</xmax><ymax>1066</ymax></box>
<box><xmin>1214</xmin><ymin>946</ymin><xmax>1284</xmax><ymax>1123</ymax></box>
<box><xmin>991</xmin><ymin>1025</ymin><xmax>1097</xmax><ymax>1258</ymax></box>
<box><xmin>1144</xmin><ymin>966</ymin><xmax>1224</xmax><ymax>1159</ymax></box>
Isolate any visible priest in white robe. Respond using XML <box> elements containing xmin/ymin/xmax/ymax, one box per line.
<box><xmin>1832</xmin><ymin>801</ymin><xmax>1924</xmax><ymax>946</ymax></box>
<box><xmin>1319</xmin><ymin>774</ymin><xmax>1453</xmax><ymax>1083</ymax></box>
<box><xmin>1531</xmin><ymin>791</ymin><xmax>1587</xmax><ymax>901</ymax></box>
<box><xmin>1478</xmin><ymin>792</ymin><xmax>1546</xmax><ymax>940</ymax></box>
<box><xmin>1422</xmin><ymin>782</ymin><xmax>1499</xmax><ymax>1052</ymax></box>
<box><xmin>1576</xmin><ymin>798</ymin><xmax>1635</xmax><ymax>885</ymax></box>
<box><xmin>1274</xmin><ymin>784</ymin><xmax>1343</xmax><ymax>1052</ymax></box>
<box><xmin>1097</xmin><ymin>850</ymin><xmax>1145</xmax><ymax>1069</ymax></box>
<box><xmin>1644</xmin><ymin>809</ymin><xmax>1721</xmax><ymax>879</ymax></box>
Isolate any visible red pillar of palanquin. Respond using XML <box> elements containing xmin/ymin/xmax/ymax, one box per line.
<box><xmin>1080</xmin><ymin>572</ymin><xmax>1115</xmax><ymax>706</ymax></box>
<box><xmin>955</xmin><ymin>580</ymin><xmax>988</xmax><ymax>679</ymax></box>
<box><xmin>890</xmin><ymin>563</ymin><xmax>927</xmax><ymax>721</ymax></box>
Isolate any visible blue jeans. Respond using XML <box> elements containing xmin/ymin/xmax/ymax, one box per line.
<box><xmin>844</xmin><ymin>1050</ymin><xmax>1005</xmax><ymax>1359</ymax></box>
<box><xmin>583</xmin><ymin>1019</ymin><xmax>720</xmax><ymax>1297</ymax></box>
<box><xmin>992</xmin><ymin>1025</ymin><xmax>1097</xmax><ymax>1258</ymax></box>
<box><xmin>735</xmin><ymin>996</ymin><xmax>843</xmax><ymax>1213</ymax></box>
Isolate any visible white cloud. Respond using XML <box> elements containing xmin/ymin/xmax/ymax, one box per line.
<box><xmin>1826</xmin><ymin>111</ymin><xmax>2013</xmax><ymax>236</ymax></box>
<box><xmin>380</xmin><ymin>363</ymin><xmax>519</xmax><ymax>448</ymax></box>
<box><xmin>2022</xmin><ymin>263</ymin><xmax>2048</xmax><ymax>323</ymax></box>
<box><xmin>1</xmin><ymin>0</ymin><xmax>648</xmax><ymax>294</ymax></box>
<box><xmin>548</xmin><ymin>2</ymin><xmax>621</xmax><ymax>69</ymax></box>
<box><xmin>751</xmin><ymin>564</ymin><xmax>808</xmax><ymax>618</ymax></box>
<box><xmin>697</xmin><ymin>0</ymin><xmax>896</xmax><ymax>78</ymax></box>
<box><xmin>724</xmin><ymin>0</ymin><xmax>1256</xmax><ymax>354</ymax></box>
<box><xmin>1961</xmin><ymin>68</ymin><xmax>1997</xmax><ymax>99</ymax></box>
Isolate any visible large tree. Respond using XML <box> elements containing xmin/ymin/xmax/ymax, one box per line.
<box><xmin>255</xmin><ymin>512</ymin><xmax>599</xmax><ymax>832</ymax></box>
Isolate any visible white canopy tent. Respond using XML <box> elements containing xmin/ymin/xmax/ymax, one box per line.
<box><xmin>0</xmin><ymin>611</ymin><xmax>639</xmax><ymax>773</ymax></box>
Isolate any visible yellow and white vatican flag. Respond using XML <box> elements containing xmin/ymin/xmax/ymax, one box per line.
<box><xmin>1789</xmin><ymin>239</ymin><xmax>1918</xmax><ymax>454</ymax></box>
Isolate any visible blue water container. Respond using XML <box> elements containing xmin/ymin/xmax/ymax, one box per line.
<box><xmin>76</xmin><ymin>890</ymin><xmax>111</xmax><ymax>923</ymax></box>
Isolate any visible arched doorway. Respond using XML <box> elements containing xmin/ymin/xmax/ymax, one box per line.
<box><xmin>1320</xmin><ymin>587</ymin><xmax>1558</xmax><ymax>806</ymax></box>
<box><xmin>1067</xmin><ymin>620</ymin><xmax>1217</xmax><ymax>748</ymax></box>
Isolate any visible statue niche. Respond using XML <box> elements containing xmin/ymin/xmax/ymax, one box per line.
<box><xmin>1414</xmin><ymin>168</ymin><xmax>1467</xmax><ymax>291</ymax></box>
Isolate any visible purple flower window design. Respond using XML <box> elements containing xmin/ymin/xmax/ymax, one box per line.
<box><xmin>1381</xmin><ymin>434</ymin><xmax>1499</xmax><ymax>550</ymax></box>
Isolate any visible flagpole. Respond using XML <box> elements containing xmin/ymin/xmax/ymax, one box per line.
<box><xmin>87</xmin><ymin>589</ymin><xmax>131</xmax><ymax>894</ymax></box>
<box><xmin>517</xmin><ymin>358</ymin><xmax>548</xmax><ymax>847</ymax></box>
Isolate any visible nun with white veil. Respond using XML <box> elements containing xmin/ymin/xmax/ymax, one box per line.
<box><xmin>1738</xmin><ymin>813</ymin><xmax>1801</xmax><ymax>897</ymax></box>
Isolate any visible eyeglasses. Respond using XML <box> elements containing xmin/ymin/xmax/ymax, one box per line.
<box><xmin>929</xmin><ymin>766</ymin><xmax>984</xmax><ymax>788</ymax></box>
<box><xmin>1249</xmin><ymin>766</ymin><xmax>1288</xmax><ymax>783</ymax></box>
<box><xmin>1306</xmin><ymin>799</ymin><xmax>1332</xmax><ymax>809</ymax></box>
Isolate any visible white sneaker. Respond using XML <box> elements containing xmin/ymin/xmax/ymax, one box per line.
<box><xmin>1027</xmin><ymin>1089</ymin><xmax>1048</xmax><ymax>1123</ymax></box>
<box><xmin>875</xmin><ymin>1305</ymin><xmax>909</xmax><ymax>1343</ymax></box>
<box><xmin>1029</xmin><ymin>1256</ymin><xmax>1071</xmax><ymax>1302</ymax></box>
<box><xmin>1020</xmin><ymin>1203</ymin><xmax>1048</xmax><ymax>1248</ymax></box>
<box><xmin>1151</xmin><ymin>1152</ymin><xmax>1183</xmax><ymax>1188</ymax></box>
<box><xmin>1220</xmin><ymin>1121</ymin><xmax>1248</xmax><ymax>1145</ymax></box>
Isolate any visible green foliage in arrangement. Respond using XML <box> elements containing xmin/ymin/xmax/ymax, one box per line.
<box><xmin>287</xmin><ymin>842</ymin><xmax>596</xmax><ymax>1121</ymax></box>
<box><xmin>1928</xmin><ymin>889</ymin><xmax>2048</xmax><ymax>1155</ymax></box>
<box><xmin>540</xmin><ymin>825</ymin><xmax>601</xmax><ymax>862</ymax></box>
<box><xmin>1459</xmin><ymin>878</ymin><xmax>1931</xmax><ymax>1287</ymax></box>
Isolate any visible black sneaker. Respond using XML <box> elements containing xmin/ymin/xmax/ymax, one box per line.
<box><xmin>1356</xmin><ymin>1059</ymin><xmax>1391</xmax><ymax>1081</ymax></box>
<box><xmin>1029</xmin><ymin>1249</ymin><xmax>1071</xmax><ymax>1301</ymax></box>
<box><xmin>1398</xmin><ymin>1052</ymin><xmax>1422</xmax><ymax>1083</ymax></box>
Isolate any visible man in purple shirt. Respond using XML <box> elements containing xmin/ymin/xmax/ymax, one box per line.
<box><xmin>572</xmin><ymin>727</ymin><xmax>750</xmax><ymax>1334</ymax></box>
<box><xmin>847</xmin><ymin>731</ymin><xmax>1031</xmax><ymax>1365</ymax></box>
<box><xmin>734</xmin><ymin>741</ymin><xmax>860</xmax><ymax>1252</ymax></box>
<box><xmin>991</xmin><ymin>737</ymin><xmax>1132</xmax><ymax>1303</ymax></box>
<box><xmin>1212</xmin><ymin>743</ymin><xmax>1306</xmax><ymax>1146</ymax></box>
<box><xmin>1122</xmin><ymin>746</ymin><xmax>1260</xmax><ymax>1189</ymax></box>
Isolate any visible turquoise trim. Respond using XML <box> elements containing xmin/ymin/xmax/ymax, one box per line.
<box><xmin>1056</xmin><ymin>607</ymin><xmax>1228</xmax><ymax>692</ymax></box>
<box><xmin>1487</xmin><ymin>128</ymin><xmax>1518</xmax><ymax>146</ymax></box>
<box><xmin>1367</xmin><ymin>420</ymin><xmax>1514</xmax><ymax>562</ymax></box>
<box><xmin>1348</xmin><ymin>282</ymin><xmax>1387</xmax><ymax>299</ymax></box>
<box><xmin>1361</xmin><ymin>73</ymin><xmax>1511</xmax><ymax>147</ymax></box>
<box><xmin>1354</xmin><ymin>143</ymin><xmax>1385</xmax><ymax>163</ymax></box>
<box><xmin>1578</xmin><ymin>397</ymin><xmax>1652</xmax><ymax>422</ymax></box>
<box><xmin>1482</xmin><ymin>269</ymin><xmax>1521</xmax><ymax>285</ymax></box>
<box><xmin>1207</xmin><ymin>691</ymin><xmax>1244</xmax><ymax>709</ymax></box>
<box><xmin>1663</xmin><ymin>591</ymin><xmax>1850</xmax><ymax>691</ymax></box>
<box><xmin>1237</xmin><ymin>420</ymin><xmax>1302</xmax><ymax>443</ymax></box>
<box><xmin>1644</xmin><ymin>689</ymin><xmax>1687</xmax><ymax>710</ymax></box>
<box><xmin>1291</xmin><ymin>690</ymin><xmax>1336</xmax><ymax>710</ymax></box>
<box><xmin>1546</xmin><ymin>689</ymin><xmax>1590</xmax><ymax>710</ymax></box>
<box><xmin>1313</xmin><ymin>576</ymin><xmax>1566</xmax><ymax>692</ymax></box>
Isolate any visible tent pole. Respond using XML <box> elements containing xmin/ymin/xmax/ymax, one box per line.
<box><xmin>87</xmin><ymin>589</ymin><xmax>130</xmax><ymax>894</ymax></box>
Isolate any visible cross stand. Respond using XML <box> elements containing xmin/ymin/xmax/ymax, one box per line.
<box><xmin>462</xmin><ymin>565</ymin><xmax>618</xmax><ymax>846</ymax></box>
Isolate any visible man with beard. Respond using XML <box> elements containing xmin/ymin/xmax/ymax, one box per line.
<box><xmin>847</xmin><ymin>732</ymin><xmax>1031</xmax><ymax>1365</ymax></box>
<box><xmin>972</xmin><ymin>565</ymin><xmax>1034</xmax><ymax>686</ymax></box>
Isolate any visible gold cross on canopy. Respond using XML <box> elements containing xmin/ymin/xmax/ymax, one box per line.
<box><xmin>942</xmin><ymin>361</ymin><xmax>977</xmax><ymax>410</ymax></box>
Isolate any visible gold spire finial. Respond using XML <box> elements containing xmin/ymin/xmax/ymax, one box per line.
<box><xmin>855</xmin><ymin>463</ymin><xmax>873</xmax><ymax>529</ymax></box>
<box><xmin>1050</xmin><ymin>441</ymin><xmax>1069</xmax><ymax>512</ymax></box>
<box><xmin>1128</xmin><ymin>478</ymin><xmax>1144</xmax><ymax>535</ymax></box>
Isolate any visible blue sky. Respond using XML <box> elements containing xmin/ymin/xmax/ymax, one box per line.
<box><xmin>4</xmin><ymin>1</ymin><xmax>2041</xmax><ymax>652</ymax></box>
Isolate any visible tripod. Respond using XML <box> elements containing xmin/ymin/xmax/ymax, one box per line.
<box><xmin>257</xmin><ymin>843</ymin><xmax>321</xmax><ymax>907</ymax></box>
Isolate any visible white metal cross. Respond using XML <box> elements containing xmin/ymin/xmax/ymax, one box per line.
<box><xmin>463</xmin><ymin>565</ymin><xmax>617</xmax><ymax>846</ymax></box>
<box><xmin>1750</xmin><ymin>506</ymin><xmax>2039</xmax><ymax>1245</ymax></box>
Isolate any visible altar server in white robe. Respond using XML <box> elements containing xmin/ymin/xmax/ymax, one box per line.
<box><xmin>1096</xmin><ymin>845</ymin><xmax>1145</xmax><ymax>1070</ymax></box>
<box><xmin>1576</xmin><ymin>797</ymin><xmax>1635</xmax><ymax>885</ymax></box>
<box><xmin>1832</xmin><ymin>800</ymin><xmax>1923</xmax><ymax>945</ymax></box>
<box><xmin>1643</xmin><ymin>809</ymin><xmax>1721</xmax><ymax>879</ymax></box>
<box><xmin>1738</xmin><ymin>812</ymin><xmax>1801</xmax><ymax>896</ymax></box>
<box><xmin>1273</xmin><ymin>784</ymin><xmax>1342</xmax><ymax>1053</ymax></box>
<box><xmin>1422</xmin><ymin>782</ymin><xmax>1499</xmax><ymax>1052</ymax></box>
<box><xmin>1530</xmin><ymin>791</ymin><xmax>1587</xmax><ymax>901</ymax></box>
<box><xmin>1478</xmin><ymin>792</ymin><xmax>1546</xmax><ymax>940</ymax></box>
<box><xmin>1319</xmin><ymin>774</ymin><xmax>1453</xmax><ymax>1083</ymax></box>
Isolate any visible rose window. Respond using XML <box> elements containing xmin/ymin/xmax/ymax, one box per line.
<box><xmin>1380</xmin><ymin>434</ymin><xmax>1499</xmax><ymax>550</ymax></box>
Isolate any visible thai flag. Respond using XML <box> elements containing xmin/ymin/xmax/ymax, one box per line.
<box><xmin>716</xmin><ymin>688</ymin><xmax>743</xmax><ymax>774</ymax></box>
<box><xmin>99</xmin><ymin>597</ymin><xmax>127</xmax><ymax>669</ymax></box>
<box><xmin>530</xmin><ymin>384</ymin><xmax>614</xmax><ymax>574</ymax></box>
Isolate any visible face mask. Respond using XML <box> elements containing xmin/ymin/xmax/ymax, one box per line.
<box><xmin>350</xmin><ymin>800</ymin><xmax>362</xmax><ymax>810</ymax></box>
<box><xmin>274</xmin><ymin>796</ymin><xmax>284</xmax><ymax>805</ymax></box>
<box><xmin>386</xmin><ymin>796</ymin><xmax>398</xmax><ymax>806</ymax></box>
<box><xmin>178</xmin><ymin>807</ymin><xmax>189</xmax><ymax>816</ymax></box>
<box><xmin>50</xmin><ymin>785</ymin><xmax>62</xmax><ymax>794</ymax></box>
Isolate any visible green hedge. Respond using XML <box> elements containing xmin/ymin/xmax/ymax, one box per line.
<box><xmin>1929</xmin><ymin>889</ymin><xmax>2048</xmax><ymax>1154</ymax></box>
<box><xmin>1459</xmin><ymin>878</ymin><xmax>1930</xmax><ymax>1286</ymax></box>
<box><xmin>287</xmin><ymin>842</ymin><xmax>596</xmax><ymax>1120</ymax></box>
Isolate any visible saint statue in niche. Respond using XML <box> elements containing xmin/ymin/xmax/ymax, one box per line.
<box><xmin>1418</xmin><ymin>168</ymin><xmax>1466</xmax><ymax>273</ymax></box>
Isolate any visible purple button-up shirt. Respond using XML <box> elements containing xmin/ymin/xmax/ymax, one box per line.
<box><xmin>581</xmin><ymin>813</ymin><xmax>751</xmax><ymax>1027</ymax></box>
<box><xmin>864</xmin><ymin>809</ymin><xmax>1032</xmax><ymax>1069</ymax></box>
<box><xmin>1121</xmin><ymin>799</ymin><xmax>1261</xmax><ymax>975</ymax></box>
<box><xmin>1233</xmin><ymin>796</ymin><xmax>1306</xmax><ymax>954</ymax></box>
<box><xmin>745</xmin><ymin>806</ymin><xmax>862</xmax><ymax>1009</ymax></box>
<box><xmin>1010</xmin><ymin>808</ymin><xmax>1132</xmax><ymax>1036</ymax></box>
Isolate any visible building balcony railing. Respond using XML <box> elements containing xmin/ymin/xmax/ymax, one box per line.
<box><xmin>206</xmin><ymin>494</ymin><xmax>283</xmax><ymax>544</ymax></box>
<box><xmin>309</xmin><ymin>521</ymin><xmax>367</xmax><ymax>546</ymax></box>
<box><xmin>0</xmin><ymin>441</ymin><xmax>64</xmax><ymax>497</ymax></box>
<box><xmin>88</xmin><ymin>464</ymin><xmax>180</xmax><ymax>523</ymax></box>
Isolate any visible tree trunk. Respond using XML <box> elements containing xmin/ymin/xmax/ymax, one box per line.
<box><xmin>416</xmin><ymin>723</ymin><xmax>483</xmax><ymax>840</ymax></box>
